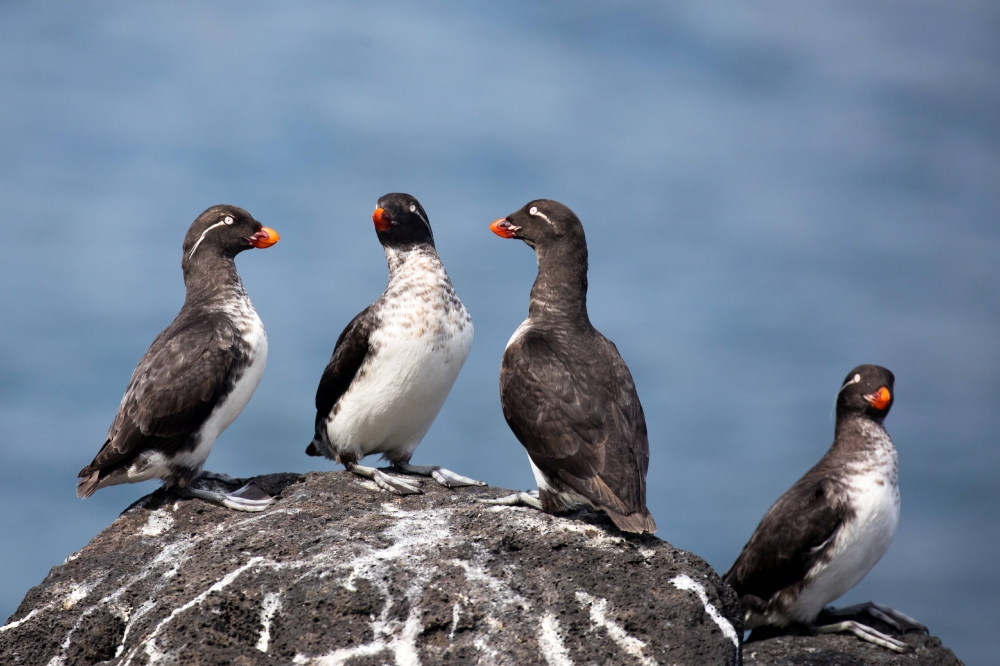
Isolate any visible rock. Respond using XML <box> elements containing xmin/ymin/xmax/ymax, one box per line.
<box><xmin>743</xmin><ymin>633</ymin><xmax>964</xmax><ymax>666</ymax></box>
<box><xmin>0</xmin><ymin>472</ymin><xmax>742</xmax><ymax>665</ymax></box>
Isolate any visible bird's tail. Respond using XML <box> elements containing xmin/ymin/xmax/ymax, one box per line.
<box><xmin>76</xmin><ymin>470</ymin><xmax>101</xmax><ymax>499</ymax></box>
<box><xmin>606</xmin><ymin>507</ymin><xmax>657</xmax><ymax>534</ymax></box>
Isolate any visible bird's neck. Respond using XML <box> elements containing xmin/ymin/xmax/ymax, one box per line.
<box><xmin>384</xmin><ymin>244</ymin><xmax>444</xmax><ymax>282</ymax></box>
<box><xmin>529</xmin><ymin>242</ymin><xmax>590</xmax><ymax>327</ymax></box>
<box><xmin>182</xmin><ymin>256</ymin><xmax>247</xmax><ymax>306</ymax></box>
<box><xmin>833</xmin><ymin>415</ymin><xmax>891</xmax><ymax>453</ymax></box>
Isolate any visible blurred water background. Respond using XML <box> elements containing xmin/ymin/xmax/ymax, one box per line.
<box><xmin>1</xmin><ymin>1</ymin><xmax>997</xmax><ymax>662</ymax></box>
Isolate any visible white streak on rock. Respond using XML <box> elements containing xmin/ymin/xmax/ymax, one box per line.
<box><xmin>141</xmin><ymin>557</ymin><xmax>265</xmax><ymax>663</ymax></box>
<box><xmin>256</xmin><ymin>592</ymin><xmax>282</xmax><ymax>652</ymax></box>
<box><xmin>0</xmin><ymin>605</ymin><xmax>51</xmax><ymax>633</ymax></box>
<box><xmin>139</xmin><ymin>510</ymin><xmax>175</xmax><ymax>537</ymax></box>
<box><xmin>449</xmin><ymin>603</ymin><xmax>461</xmax><ymax>641</ymax></box>
<box><xmin>575</xmin><ymin>591</ymin><xmax>656</xmax><ymax>666</ymax></box>
<box><xmin>537</xmin><ymin>612</ymin><xmax>574</xmax><ymax>666</ymax></box>
<box><xmin>116</xmin><ymin>600</ymin><xmax>156</xmax><ymax>658</ymax></box>
<box><xmin>670</xmin><ymin>574</ymin><xmax>739</xmax><ymax>648</ymax></box>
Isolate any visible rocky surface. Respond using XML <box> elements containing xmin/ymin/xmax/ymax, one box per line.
<box><xmin>0</xmin><ymin>471</ymin><xmax>743</xmax><ymax>665</ymax></box>
<box><xmin>744</xmin><ymin>633</ymin><xmax>963</xmax><ymax>666</ymax></box>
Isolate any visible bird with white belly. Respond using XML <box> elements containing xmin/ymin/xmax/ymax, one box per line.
<box><xmin>306</xmin><ymin>193</ymin><xmax>484</xmax><ymax>495</ymax></box>
<box><xmin>724</xmin><ymin>364</ymin><xmax>927</xmax><ymax>651</ymax></box>
<box><xmin>77</xmin><ymin>205</ymin><xmax>279</xmax><ymax>511</ymax></box>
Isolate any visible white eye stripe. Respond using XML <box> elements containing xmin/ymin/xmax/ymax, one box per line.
<box><xmin>410</xmin><ymin>205</ymin><xmax>430</xmax><ymax>230</ymax></box>
<box><xmin>837</xmin><ymin>373</ymin><xmax>863</xmax><ymax>395</ymax></box>
<box><xmin>188</xmin><ymin>220</ymin><xmax>228</xmax><ymax>259</ymax></box>
<box><xmin>528</xmin><ymin>206</ymin><xmax>554</xmax><ymax>226</ymax></box>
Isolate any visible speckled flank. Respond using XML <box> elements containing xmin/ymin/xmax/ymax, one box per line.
<box><xmin>323</xmin><ymin>244</ymin><xmax>474</xmax><ymax>463</ymax></box>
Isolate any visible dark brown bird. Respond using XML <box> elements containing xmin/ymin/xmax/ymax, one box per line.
<box><xmin>77</xmin><ymin>205</ymin><xmax>279</xmax><ymax>511</ymax></box>
<box><xmin>483</xmin><ymin>199</ymin><xmax>655</xmax><ymax>534</ymax></box>
<box><xmin>724</xmin><ymin>364</ymin><xmax>925</xmax><ymax>651</ymax></box>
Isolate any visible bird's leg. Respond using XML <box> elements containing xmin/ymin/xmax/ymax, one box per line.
<box><xmin>478</xmin><ymin>489</ymin><xmax>543</xmax><ymax>511</ymax></box>
<box><xmin>346</xmin><ymin>461</ymin><xmax>423</xmax><ymax>495</ymax></box>
<box><xmin>391</xmin><ymin>463</ymin><xmax>488</xmax><ymax>489</ymax></box>
<box><xmin>177</xmin><ymin>472</ymin><xmax>274</xmax><ymax>513</ymax></box>
<box><xmin>829</xmin><ymin>602</ymin><xmax>928</xmax><ymax>635</ymax></box>
<box><xmin>195</xmin><ymin>470</ymin><xmax>242</xmax><ymax>484</ymax></box>
<box><xmin>816</xmin><ymin>621</ymin><xmax>908</xmax><ymax>652</ymax></box>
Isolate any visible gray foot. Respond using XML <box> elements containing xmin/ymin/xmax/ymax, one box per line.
<box><xmin>478</xmin><ymin>490</ymin><xmax>543</xmax><ymax>511</ymax></box>
<box><xmin>196</xmin><ymin>470</ymin><xmax>242</xmax><ymax>484</ymax></box>
<box><xmin>348</xmin><ymin>464</ymin><xmax>423</xmax><ymax>495</ymax></box>
<box><xmin>852</xmin><ymin>602</ymin><xmax>928</xmax><ymax>635</ymax></box>
<box><xmin>393</xmin><ymin>463</ymin><xmax>488</xmax><ymax>489</ymax></box>
<box><xmin>816</xmin><ymin>620</ymin><xmax>908</xmax><ymax>653</ymax></box>
<box><xmin>178</xmin><ymin>475</ymin><xmax>274</xmax><ymax>513</ymax></box>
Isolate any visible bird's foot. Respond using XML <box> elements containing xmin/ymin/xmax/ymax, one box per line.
<box><xmin>816</xmin><ymin>620</ymin><xmax>908</xmax><ymax>653</ymax></box>
<box><xmin>841</xmin><ymin>601</ymin><xmax>931</xmax><ymax>634</ymax></box>
<box><xmin>196</xmin><ymin>470</ymin><xmax>242</xmax><ymax>485</ymax></box>
<box><xmin>348</xmin><ymin>464</ymin><xmax>423</xmax><ymax>495</ymax></box>
<box><xmin>178</xmin><ymin>474</ymin><xmax>274</xmax><ymax>513</ymax></box>
<box><xmin>478</xmin><ymin>490</ymin><xmax>543</xmax><ymax>511</ymax></box>
<box><xmin>392</xmin><ymin>463</ymin><xmax>488</xmax><ymax>489</ymax></box>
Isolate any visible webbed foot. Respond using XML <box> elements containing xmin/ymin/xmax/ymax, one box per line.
<box><xmin>478</xmin><ymin>490</ymin><xmax>543</xmax><ymax>511</ymax></box>
<box><xmin>392</xmin><ymin>463</ymin><xmax>487</xmax><ymax>489</ymax></box>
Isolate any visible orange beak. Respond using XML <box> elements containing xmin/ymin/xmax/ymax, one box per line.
<box><xmin>490</xmin><ymin>217</ymin><xmax>518</xmax><ymax>238</ymax></box>
<box><xmin>249</xmin><ymin>227</ymin><xmax>279</xmax><ymax>249</ymax></box>
<box><xmin>864</xmin><ymin>386</ymin><xmax>892</xmax><ymax>410</ymax></box>
<box><xmin>373</xmin><ymin>207</ymin><xmax>393</xmax><ymax>232</ymax></box>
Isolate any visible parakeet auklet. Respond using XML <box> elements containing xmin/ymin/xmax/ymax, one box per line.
<box><xmin>77</xmin><ymin>205</ymin><xmax>279</xmax><ymax>512</ymax></box>
<box><xmin>306</xmin><ymin>193</ymin><xmax>483</xmax><ymax>495</ymax></box>
<box><xmin>482</xmin><ymin>199</ymin><xmax>656</xmax><ymax>534</ymax></box>
<box><xmin>724</xmin><ymin>364</ymin><xmax>926</xmax><ymax>652</ymax></box>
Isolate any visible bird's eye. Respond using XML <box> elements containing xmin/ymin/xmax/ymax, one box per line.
<box><xmin>224</xmin><ymin>216</ymin><xmax>234</xmax><ymax>225</ymax></box>
<box><xmin>853</xmin><ymin>374</ymin><xmax>861</xmax><ymax>383</ymax></box>
<box><xmin>409</xmin><ymin>204</ymin><xmax>416</xmax><ymax>213</ymax></box>
<box><xmin>529</xmin><ymin>206</ymin><xmax>538</xmax><ymax>215</ymax></box>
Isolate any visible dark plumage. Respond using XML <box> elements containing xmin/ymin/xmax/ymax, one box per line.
<box><xmin>77</xmin><ymin>205</ymin><xmax>279</xmax><ymax>510</ymax></box>
<box><xmin>723</xmin><ymin>365</ymin><xmax>918</xmax><ymax>650</ymax></box>
<box><xmin>488</xmin><ymin>199</ymin><xmax>655</xmax><ymax>533</ymax></box>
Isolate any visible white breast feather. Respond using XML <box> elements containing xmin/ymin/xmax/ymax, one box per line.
<box><xmin>325</xmin><ymin>251</ymin><xmax>473</xmax><ymax>462</ymax></box>
<box><xmin>164</xmin><ymin>298</ymin><xmax>268</xmax><ymax>475</ymax></box>
<box><xmin>788</xmin><ymin>422</ymin><xmax>900</xmax><ymax>622</ymax></box>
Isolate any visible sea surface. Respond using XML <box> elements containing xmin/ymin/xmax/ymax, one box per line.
<box><xmin>1</xmin><ymin>2</ymin><xmax>997</xmax><ymax>663</ymax></box>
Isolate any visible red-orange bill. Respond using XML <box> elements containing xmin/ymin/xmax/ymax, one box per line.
<box><xmin>865</xmin><ymin>386</ymin><xmax>891</xmax><ymax>410</ymax></box>
<box><xmin>250</xmin><ymin>227</ymin><xmax>280</xmax><ymax>248</ymax></box>
<box><xmin>373</xmin><ymin>207</ymin><xmax>392</xmax><ymax>232</ymax></box>
<box><xmin>490</xmin><ymin>218</ymin><xmax>517</xmax><ymax>238</ymax></box>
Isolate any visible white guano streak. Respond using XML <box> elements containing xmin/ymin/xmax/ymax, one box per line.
<box><xmin>670</xmin><ymin>574</ymin><xmax>740</xmax><ymax>648</ymax></box>
<box><xmin>574</xmin><ymin>591</ymin><xmax>657</xmax><ymax>666</ymax></box>
<box><xmin>256</xmin><ymin>592</ymin><xmax>282</xmax><ymax>652</ymax></box>
<box><xmin>537</xmin><ymin>612</ymin><xmax>574</xmax><ymax>666</ymax></box>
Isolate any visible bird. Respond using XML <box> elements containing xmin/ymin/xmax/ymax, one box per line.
<box><xmin>306</xmin><ymin>193</ymin><xmax>483</xmax><ymax>495</ymax></box>
<box><xmin>77</xmin><ymin>205</ymin><xmax>279</xmax><ymax>512</ymax></box>
<box><xmin>723</xmin><ymin>364</ymin><xmax>926</xmax><ymax>652</ymax></box>
<box><xmin>481</xmin><ymin>199</ymin><xmax>656</xmax><ymax>534</ymax></box>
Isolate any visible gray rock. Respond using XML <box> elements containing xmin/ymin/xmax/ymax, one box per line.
<box><xmin>0</xmin><ymin>472</ymin><xmax>742</xmax><ymax>665</ymax></box>
<box><xmin>743</xmin><ymin>633</ymin><xmax>963</xmax><ymax>666</ymax></box>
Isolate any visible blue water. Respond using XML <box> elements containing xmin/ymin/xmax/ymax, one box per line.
<box><xmin>1</xmin><ymin>2</ymin><xmax>997</xmax><ymax>662</ymax></box>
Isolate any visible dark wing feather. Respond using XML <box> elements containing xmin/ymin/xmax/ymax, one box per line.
<box><xmin>723</xmin><ymin>467</ymin><xmax>849</xmax><ymax>601</ymax></box>
<box><xmin>500</xmin><ymin>328</ymin><xmax>650</xmax><ymax>517</ymax></box>
<box><xmin>79</xmin><ymin>311</ymin><xmax>241</xmax><ymax>478</ymax></box>
<box><xmin>311</xmin><ymin>306</ymin><xmax>376</xmax><ymax>445</ymax></box>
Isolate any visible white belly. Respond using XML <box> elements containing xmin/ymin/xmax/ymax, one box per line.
<box><xmin>325</xmin><ymin>306</ymin><xmax>473</xmax><ymax>462</ymax></box>
<box><xmin>789</xmin><ymin>456</ymin><xmax>900</xmax><ymax>622</ymax></box>
<box><xmin>171</xmin><ymin>306</ymin><xmax>268</xmax><ymax>473</ymax></box>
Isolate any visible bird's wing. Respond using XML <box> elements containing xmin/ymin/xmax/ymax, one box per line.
<box><xmin>723</xmin><ymin>469</ymin><xmax>849</xmax><ymax>601</ymax></box>
<box><xmin>81</xmin><ymin>313</ymin><xmax>240</xmax><ymax>475</ymax></box>
<box><xmin>500</xmin><ymin>330</ymin><xmax>650</xmax><ymax>515</ymax></box>
<box><xmin>313</xmin><ymin>305</ymin><xmax>376</xmax><ymax>435</ymax></box>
